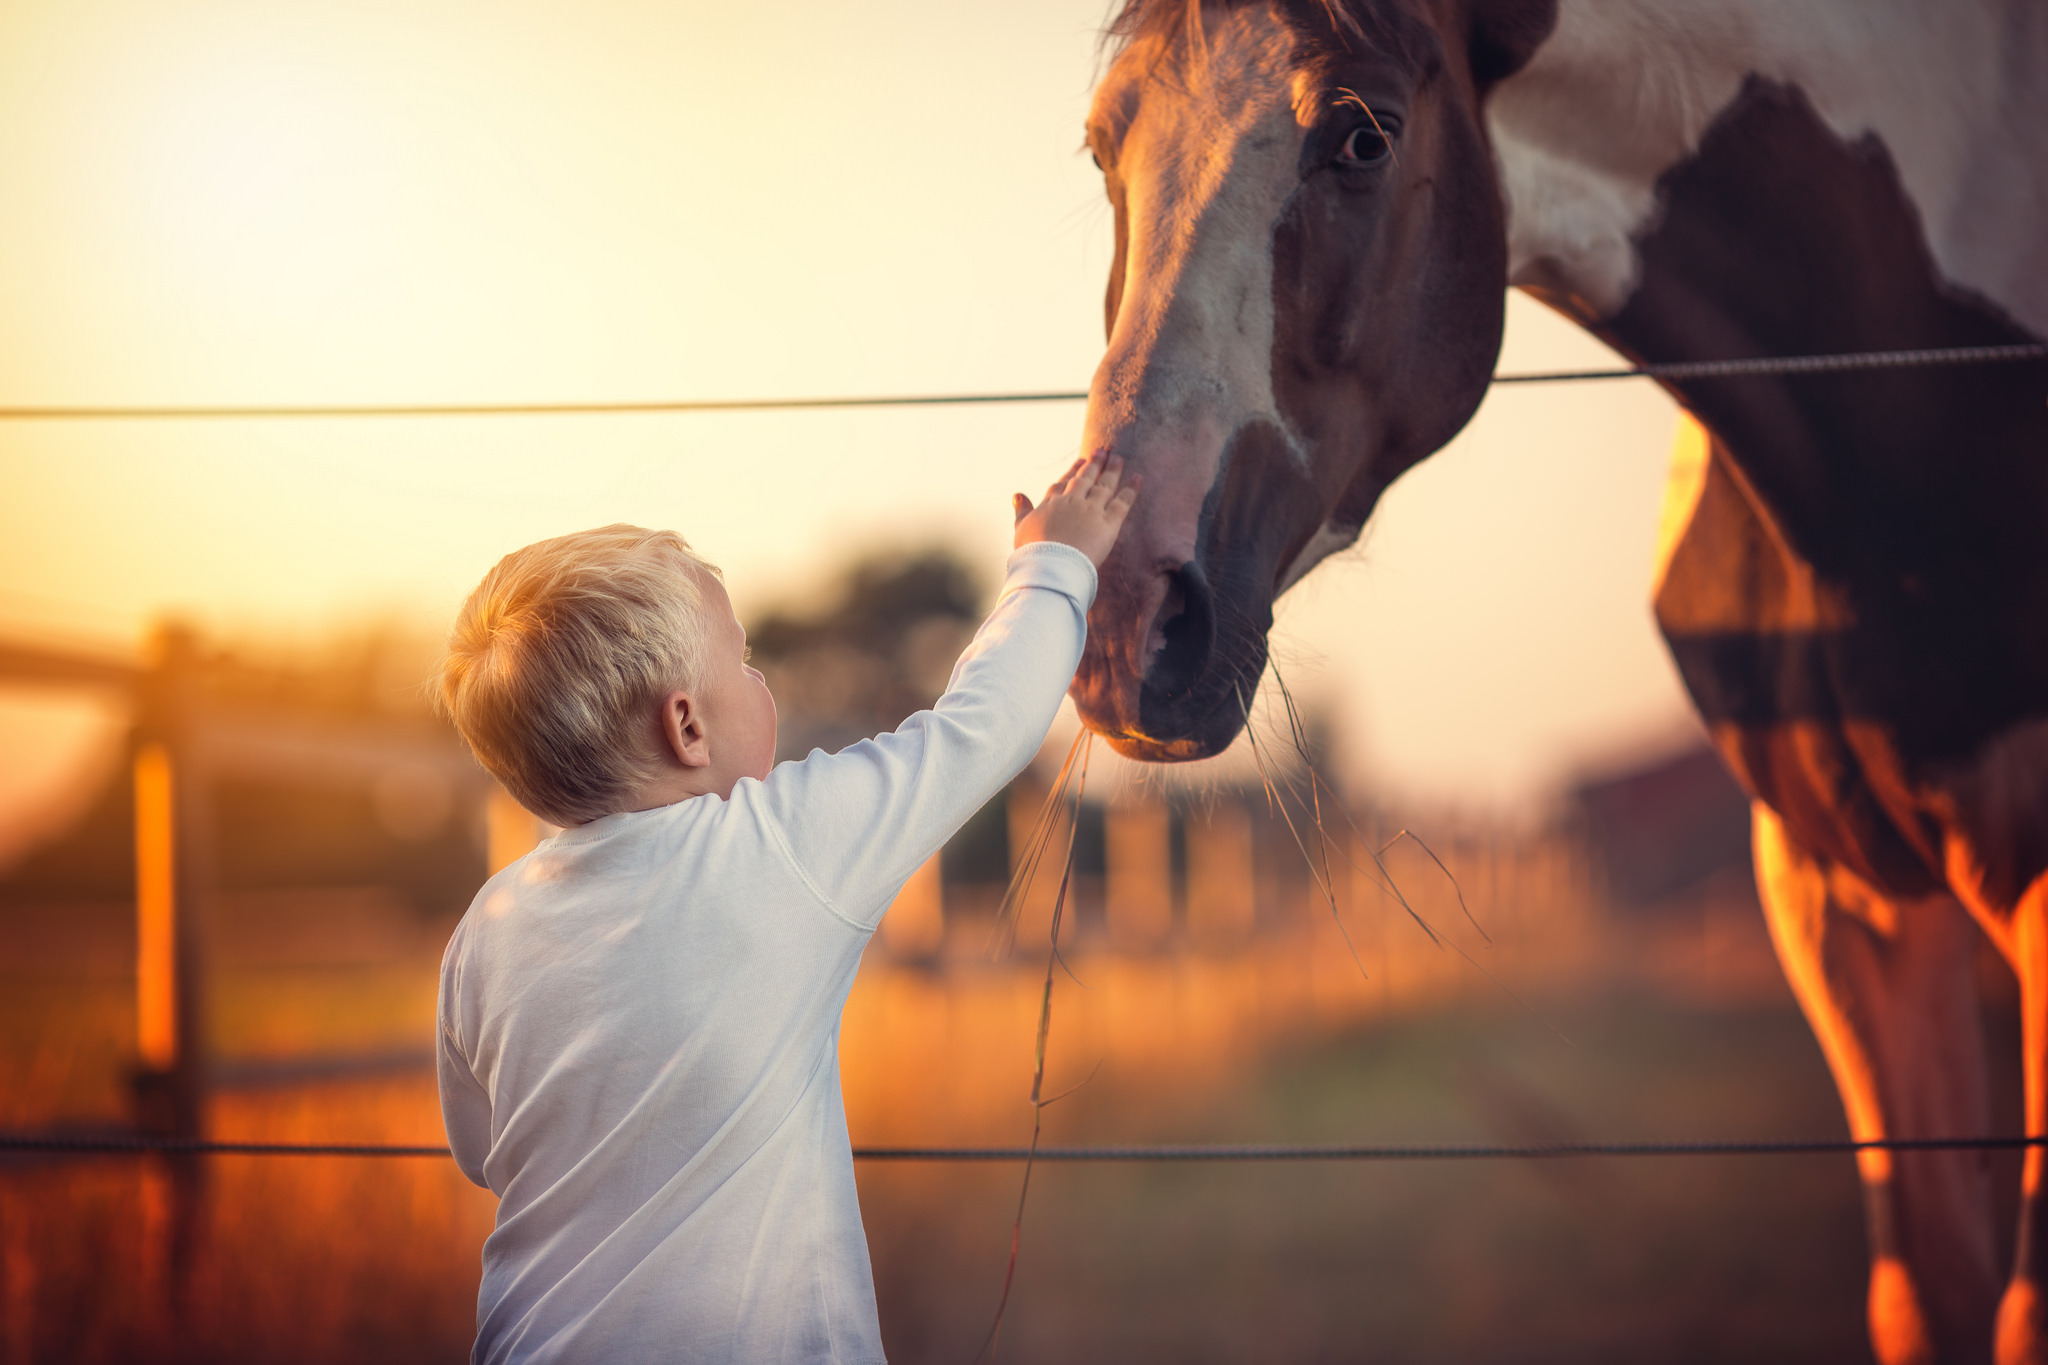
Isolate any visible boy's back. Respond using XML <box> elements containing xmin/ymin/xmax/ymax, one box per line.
<box><xmin>442</xmin><ymin>782</ymin><xmax>881</xmax><ymax>1363</ymax></box>
<box><xmin>438</xmin><ymin>538</ymin><xmax>1101</xmax><ymax>1364</ymax></box>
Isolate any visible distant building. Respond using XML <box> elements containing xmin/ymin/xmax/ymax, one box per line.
<box><xmin>1569</xmin><ymin>744</ymin><xmax>1753</xmax><ymax>912</ymax></box>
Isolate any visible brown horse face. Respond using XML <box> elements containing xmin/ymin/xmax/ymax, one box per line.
<box><xmin>1074</xmin><ymin>0</ymin><xmax>1555</xmax><ymax>760</ymax></box>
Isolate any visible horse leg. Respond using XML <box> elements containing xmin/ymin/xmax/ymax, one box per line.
<box><xmin>1754</xmin><ymin>802</ymin><xmax>2000</xmax><ymax>1364</ymax></box>
<box><xmin>1993</xmin><ymin>875</ymin><xmax>2048</xmax><ymax>1365</ymax></box>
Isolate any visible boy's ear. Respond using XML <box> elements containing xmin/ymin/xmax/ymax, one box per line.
<box><xmin>658</xmin><ymin>690</ymin><xmax>712</xmax><ymax>768</ymax></box>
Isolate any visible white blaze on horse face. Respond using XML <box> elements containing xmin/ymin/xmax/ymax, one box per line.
<box><xmin>1086</xmin><ymin>6</ymin><xmax>1312</xmax><ymax>573</ymax></box>
<box><xmin>1491</xmin><ymin>0</ymin><xmax>2048</xmax><ymax>335</ymax></box>
<box><xmin>1277</xmin><ymin>519</ymin><xmax>1360</xmax><ymax>595</ymax></box>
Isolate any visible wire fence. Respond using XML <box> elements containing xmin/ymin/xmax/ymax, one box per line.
<box><xmin>7</xmin><ymin>333</ymin><xmax>2048</xmax><ymax>1173</ymax></box>
<box><xmin>0</xmin><ymin>342</ymin><xmax>2039</xmax><ymax>421</ymax></box>
<box><xmin>4</xmin><ymin>1133</ymin><xmax>2044</xmax><ymax>1162</ymax></box>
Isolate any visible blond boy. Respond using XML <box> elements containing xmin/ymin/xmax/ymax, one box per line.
<box><xmin>434</xmin><ymin>455</ymin><xmax>1136</xmax><ymax>1363</ymax></box>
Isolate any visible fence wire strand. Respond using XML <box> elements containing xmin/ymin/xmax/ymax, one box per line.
<box><xmin>1488</xmin><ymin>340</ymin><xmax>2048</xmax><ymax>385</ymax></box>
<box><xmin>0</xmin><ymin>343</ymin><xmax>2039</xmax><ymax>421</ymax></box>
<box><xmin>4</xmin><ymin>1133</ymin><xmax>2045</xmax><ymax>1161</ymax></box>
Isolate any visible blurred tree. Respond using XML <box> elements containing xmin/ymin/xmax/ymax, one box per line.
<box><xmin>746</xmin><ymin>546</ymin><xmax>987</xmax><ymax>762</ymax></box>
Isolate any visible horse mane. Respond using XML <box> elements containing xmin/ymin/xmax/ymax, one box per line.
<box><xmin>1103</xmin><ymin>0</ymin><xmax>1431</xmax><ymax>68</ymax></box>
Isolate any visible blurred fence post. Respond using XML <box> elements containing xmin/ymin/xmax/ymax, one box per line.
<box><xmin>1184</xmin><ymin>799</ymin><xmax>1255</xmax><ymax>945</ymax></box>
<box><xmin>882</xmin><ymin>854</ymin><xmax>945</xmax><ymax>959</ymax></box>
<box><xmin>132</xmin><ymin>744</ymin><xmax>177</xmax><ymax>1076</ymax></box>
<box><xmin>130</xmin><ymin>626</ymin><xmax>213</xmax><ymax>1339</ymax></box>
<box><xmin>1105</xmin><ymin>799</ymin><xmax>1171</xmax><ymax>948</ymax></box>
<box><xmin>131</xmin><ymin>626</ymin><xmax>212</xmax><ymax>1142</ymax></box>
<box><xmin>487</xmin><ymin>785</ymin><xmax>553</xmax><ymax>875</ymax></box>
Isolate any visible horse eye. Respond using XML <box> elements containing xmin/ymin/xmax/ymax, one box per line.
<box><xmin>1338</xmin><ymin>125</ymin><xmax>1391</xmax><ymax>166</ymax></box>
<box><xmin>1091</xmin><ymin>148</ymin><xmax>1104</xmax><ymax>172</ymax></box>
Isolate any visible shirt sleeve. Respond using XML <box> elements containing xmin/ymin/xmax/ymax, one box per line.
<box><xmin>435</xmin><ymin>923</ymin><xmax>495</xmax><ymax>1189</ymax></box>
<box><xmin>756</xmin><ymin>540</ymin><xmax>1096</xmax><ymax>930</ymax></box>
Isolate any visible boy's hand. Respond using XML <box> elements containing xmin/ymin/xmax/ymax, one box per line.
<box><xmin>1013</xmin><ymin>452</ymin><xmax>1140</xmax><ymax>568</ymax></box>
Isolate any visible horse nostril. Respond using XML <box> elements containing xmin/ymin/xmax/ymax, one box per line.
<box><xmin>1147</xmin><ymin>566</ymin><xmax>1214</xmax><ymax>699</ymax></box>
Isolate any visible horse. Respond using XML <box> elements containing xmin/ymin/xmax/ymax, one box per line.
<box><xmin>1071</xmin><ymin>1</ymin><xmax>2048</xmax><ymax>1360</ymax></box>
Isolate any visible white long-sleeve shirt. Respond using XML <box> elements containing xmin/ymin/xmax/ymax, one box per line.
<box><xmin>437</xmin><ymin>541</ymin><xmax>1095</xmax><ymax>1364</ymax></box>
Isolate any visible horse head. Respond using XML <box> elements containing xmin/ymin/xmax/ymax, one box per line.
<box><xmin>1075</xmin><ymin>0</ymin><xmax>1556</xmax><ymax>760</ymax></box>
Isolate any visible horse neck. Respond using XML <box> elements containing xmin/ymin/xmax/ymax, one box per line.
<box><xmin>1482</xmin><ymin>0</ymin><xmax>2048</xmax><ymax>693</ymax></box>
<box><xmin>1487</xmin><ymin>0</ymin><xmax>2048</xmax><ymax>344</ymax></box>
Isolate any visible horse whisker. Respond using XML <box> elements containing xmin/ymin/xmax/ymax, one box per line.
<box><xmin>977</xmin><ymin>732</ymin><xmax>1094</xmax><ymax>1363</ymax></box>
<box><xmin>1039</xmin><ymin>1056</ymin><xmax>1106</xmax><ymax>1109</ymax></box>
<box><xmin>1327</xmin><ymin>834</ymin><xmax>1444</xmax><ymax>946</ymax></box>
<box><xmin>987</xmin><ymin>734</ymin><xmax>1086</xmax><ymax>958</ymax></box>
<box><xmin>1375</xmin><ymin>827</ymin><xmax>1492</xmax><ymax>945</ymax></box>
<box><xmin>1052</xmin><ymin>941</ymin><xmax>1088</xmax><ymax>989</ymax></box>
<box><xmin>1269</xmin><ymin>666</ymin><xmax>1354</xmax><ymax>952</ymax></box>
<box><xmin>1238</xmin><ymin>686</ymin><xmax>1368</xmax><ymax>979</ymax></box>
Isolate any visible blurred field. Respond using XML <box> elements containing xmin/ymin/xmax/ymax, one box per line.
<box><xmin>860</xmin><ymin>995</ymin><xmax>1873</xmax><ymax>1365</ymax></box>
<box><xmin>5</xmin><ymin>870</ymin><xmax>2004</xmax><ymax>1365</ymax></box>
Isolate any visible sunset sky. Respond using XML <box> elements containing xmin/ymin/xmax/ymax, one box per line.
<box><xmin>0</xmin><ymin>0</ymin><xmax>1694</xmax><ymax>820</ymax></box>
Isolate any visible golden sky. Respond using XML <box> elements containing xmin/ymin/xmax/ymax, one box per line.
<box><xmin>0</xmin><ymin>0</ymin><xmax>1694</xmax><ymax>814</ymax></box>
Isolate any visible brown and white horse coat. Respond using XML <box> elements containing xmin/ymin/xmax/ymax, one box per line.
<box><xmin>1077</xmin><ymin>2</ymin><xmax>2048</xmax><ymax>1360</ymax></box>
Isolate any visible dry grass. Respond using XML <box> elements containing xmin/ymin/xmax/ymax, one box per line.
<box><xmin>857</xmin><ymin>995</ymin><xmax>1889</xmax><ymax>1365</ymax></box>
<box><xmin>0</xmin><ymin>879</ymin><xmax>1933</xmax><ymax>1364</ymax></box>
<box><xmin>3</xmin><ymin>1074</ymin><xmax>493</xmax><ymax>1364</ymax></box>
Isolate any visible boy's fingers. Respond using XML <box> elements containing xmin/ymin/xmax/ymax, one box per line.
<box><xmin>1091</xmin><ymin>454</ymin><xmax>1125</xmax><ymax>499</ymax></box>
<box><xmin>1013</xmin><ymin>492</ymin><xmax>1033</xmax><ymax>523</ymax></box>
<box><xmin>1069</xmin><ymin>451</ymin><xmax>1106</xmax><ymax>495</ymax></box>
<box><xmin>1046</xmin><ymin>456</ymin><xmax>1086</xmax><ymax>500</ymax></box>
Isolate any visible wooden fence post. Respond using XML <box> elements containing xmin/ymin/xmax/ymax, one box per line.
<box><xmin>131</xmin><ymin>626</ymin><xmax>212</xmax><ymax>1141</ymax></box>
<box><xmin>486</xmin><ymin>784</ymin><xmax>549</xmax><ymax>875</ymax></box>
<box><xmin>1185</xmin><ymin>799</ymin><xmax>1255</xmax><ymax>946</ymax></box>
<box><xmin>1105</xmin><ymin>799</ymin><xmax>1172</xmax><ymax>949</ymax></box>
<box><xmin>128</xmin><ymin>626</ymin><xmax>213</xmax><ymax>1337</ymax></box>
<box><xmin>882</xmin><ymin>854</ymin><xmax>945</xmax><ymax>959</ymax></box>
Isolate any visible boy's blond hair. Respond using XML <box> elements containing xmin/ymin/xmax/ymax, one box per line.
<box><xmin>440</xmin><ymin>524</ymin><xmax>721</xmax><ymax>827</ymax></box>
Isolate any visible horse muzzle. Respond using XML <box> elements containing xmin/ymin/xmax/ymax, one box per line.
<box><xmin>1072</xmin><ymin>534</ymin><xmax>1294</xmax><ymax>765</ymax></box>
<box><xmin>1070</xmin><ymin>416</ymin><xmax>1327</xmax><ymax>760</ymax></box>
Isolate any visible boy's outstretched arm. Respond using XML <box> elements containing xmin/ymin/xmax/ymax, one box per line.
<box><xmin>758</xmin><ymin>452</ymin><xmax>1137</xmax><ymax>928</ymax></box>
